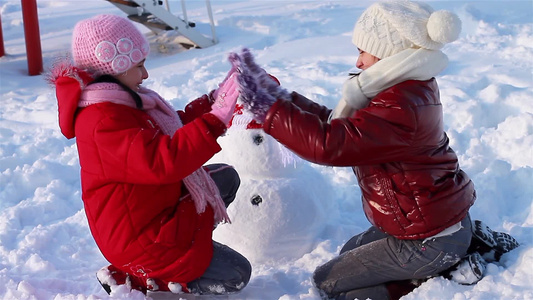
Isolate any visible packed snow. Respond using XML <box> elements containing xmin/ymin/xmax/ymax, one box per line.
<box><xmin>0</xmin><ymin>1</ymin><xmax>532</xmax><ymax>299</ymax></box>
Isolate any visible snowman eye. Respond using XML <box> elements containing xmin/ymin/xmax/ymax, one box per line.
<box><xmin>251</xmin><ymin>195</ymin><xmax>262</xmax><ymax>206</ymax></box>
<box><xmin>253</xmin><ymin>134</ymin><xmax>264</xmax><ymax>145</ymax></box>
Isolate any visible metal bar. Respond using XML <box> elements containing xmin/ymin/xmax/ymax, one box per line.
<box><xmin>0</xmin><ymin>14</ymin><xmax>5</xmax><ymax>57</ymax></box>
<box><xmin>206</xmin><ymin>0</ymin><xmax>217</xmax><ymax>43</ymax></box>
<box><xmin>21</xmin><ymin>0</ymin><xmax>43</xmax><ymax>75</ymax></box>
<box><xmin>180</xmin><ymin>0</ymin><xmax>189</xmax><ymax>28</ymax></box>
<box><xmin>131</xmin><ymin>0</ymin><xmax>215</xmax><ymax>48</ymax></box>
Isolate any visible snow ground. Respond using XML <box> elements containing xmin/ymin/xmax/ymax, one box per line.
<box><xmin>0</xmin><ymin>1</ymin><xmax>532</xmax><ymax>299</ymax></box>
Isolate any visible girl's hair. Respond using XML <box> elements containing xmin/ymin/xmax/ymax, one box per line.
<box><xmin>89</xmin><ymin>74</ymin><xmax>143</xmax><ymax>109</ymax></box>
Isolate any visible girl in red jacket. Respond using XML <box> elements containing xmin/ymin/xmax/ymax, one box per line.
<box><xmin>47</xmin><ymin>14</ymin><xmax>251</xmax><ymax>296</ymax></box>
<box><xmin>232</xmin><ymin>1</ymin><xmax>519</xmax><ymax>299</ymax></box>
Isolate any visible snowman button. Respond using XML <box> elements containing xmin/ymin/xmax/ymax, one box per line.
<box><xmin>250</xmin><ymin>195</ymin><xmax>262</xmax><ymax>206</ymax></box>
<box><xmin>253</xmin><ymin>134</ymin><xmax>264</xmax><ymax>145</ymax></box>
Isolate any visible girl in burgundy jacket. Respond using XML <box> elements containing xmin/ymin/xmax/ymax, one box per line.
<box><xmin>233</xmin><ymin>1</ymin><xmax>518</xmax><ymax>299</ymax></box>
<box><xmin>47</xmin><ymin>14</ymin><xmax>251</xmax><ymax>296</ymax></box>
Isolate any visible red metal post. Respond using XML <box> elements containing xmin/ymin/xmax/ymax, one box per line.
<box><xmin>21</xmin><ymin>0</ymin><xmax>42</xmax><ymax>75</ymax></box>
<box><xmin>0</xmin><ymin>14</ymin><xmax>5</xmax><ymax>57</ymax></box>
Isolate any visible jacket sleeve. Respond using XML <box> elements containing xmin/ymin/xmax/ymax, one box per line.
<box><xmin>262</xmin><ymin>90</ymin><xmax>417</xmax><ymax>166</ymax></box>
<box><xmin>76</xmin><ymin>104</ymin><xmax>222</xmax><ymax>185</ymax></box>
<box><xmin>177</xmin><ymin>92</ymin><xmax>215</xmax><ymax>124</ymax></box>
<box><xmin>289</xmin><ymin>92</ymin><xmax>332</xmax><ymax>122</ymax></box>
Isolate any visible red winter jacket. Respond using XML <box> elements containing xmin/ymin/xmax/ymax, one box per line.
<box><xmin>263</xmin><ymin>79</ymin><xmax>475</xmax><ymax>240</ymax></box>
<box><xmin>55</xmin><ymin>69</ymin><xmax>227</xmax><ymax>288</ymax></box>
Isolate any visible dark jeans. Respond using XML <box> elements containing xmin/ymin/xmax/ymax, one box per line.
<box><xmin>187</xmin><ymin>164</ymin><xmax>252</xmax><ymax>295</ymax></box>
<box><xmin>313</xmin><ymin>215</ymin><xmax>472</xmax><ymax>300</ymax></box>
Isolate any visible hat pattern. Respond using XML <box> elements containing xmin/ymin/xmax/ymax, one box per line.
<box><xmin>94</xmin><ymin>38</ymin><xmax>150</xmax><ymax>73</ymax></box>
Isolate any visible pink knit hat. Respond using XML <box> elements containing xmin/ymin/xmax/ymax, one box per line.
<box><xmin>72</xmin><ymin>14</ymin><xmax>150</xmax><ymax>76</ymax></box>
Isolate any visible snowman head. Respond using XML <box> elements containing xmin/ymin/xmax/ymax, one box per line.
<box><xmin>215</xmin><ymin>105</ymin><xmax>301</xmax><ymax>179</ymax></box>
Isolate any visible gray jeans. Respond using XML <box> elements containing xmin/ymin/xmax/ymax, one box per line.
<box><xmin>313</xmin><ymin>215</ymin><xmax>472</xmax><ymax>300</ymax></box>
<box><xmin>187</xmin><ymin>164</ymin><xmax>252</xmax><ymax>295</ymax></box>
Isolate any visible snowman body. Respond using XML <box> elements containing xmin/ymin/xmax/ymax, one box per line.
<box><xmin>210</xmin><ymin>120</ymin><xmax>334</xmax><ymax>263</ymax></box>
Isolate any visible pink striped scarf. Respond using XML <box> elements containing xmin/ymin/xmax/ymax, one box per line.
<box><xmin>79</xmin><ymin>82</ymin><xmax>230</xmax><ymax>224</ymax></box>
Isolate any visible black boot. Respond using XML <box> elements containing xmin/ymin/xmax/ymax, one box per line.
<box><xmin>469</xmin><ymin>220</ymin><xmax>520</xmax><ymax>262</ymax></box>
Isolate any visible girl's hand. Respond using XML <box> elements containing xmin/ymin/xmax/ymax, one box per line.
<box><xmin>210</xmin><ymin>73</ymin><xmax>240</xmax><ymax>126</ymax></box>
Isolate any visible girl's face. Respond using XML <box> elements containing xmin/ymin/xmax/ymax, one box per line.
<box><xmin>356</xmin><ymin>49</ymin><xmax>380</xmax><ymax>70</ymax></box>
<box><xmin>116</xmin><ymin>59</ymin><xmax>148</xmax><ymax>91</ymax></box>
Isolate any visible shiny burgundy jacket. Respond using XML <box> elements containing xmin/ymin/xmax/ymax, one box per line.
<box><xmin>263</xmin><ymin>79</ymin><xmax>475</xmax><ymax>240</ymax></box>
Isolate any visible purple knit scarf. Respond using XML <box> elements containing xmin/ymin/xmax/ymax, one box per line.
<box><xmin>79</xmin><ymin>82</ymin><xmax>230</xmax><ymax>224</ymax></box>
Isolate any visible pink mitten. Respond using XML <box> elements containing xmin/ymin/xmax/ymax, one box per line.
<box><xmin>210</xmin><ymin>73</ymin><xmax>239</xmax><ymax>126</ymax></box>
<box><xmin>212</xmin><ymin>66</ymin><xmax>237</xmax><ymax>101</ymax></box>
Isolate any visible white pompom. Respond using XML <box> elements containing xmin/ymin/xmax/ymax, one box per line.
<box><xmin>427</xmin><ymin>10</ymin><xmax>462</xmax><ymax>44</ymax></box>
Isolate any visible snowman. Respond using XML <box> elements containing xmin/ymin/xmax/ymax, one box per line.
<box><xmin>210</xmin><ymin>105</ymin><xmax>335</xmax><ymax>264</ymax></box>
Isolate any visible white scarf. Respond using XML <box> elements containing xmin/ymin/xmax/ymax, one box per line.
<box><xmin>80</xmin><ymin>83</ymin><xmax>230</xmax><ymax>224</ymax></box>
<box><xmin>329</xmin><ymin>48</ymin><xmax>449</xmax><ymax>121</ymax></box>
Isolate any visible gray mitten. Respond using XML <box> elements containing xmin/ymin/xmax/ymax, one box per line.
<box><xmin>229</xmin><ymin>48</ymin><xmax>290</xmax><ymax>122</ymax></box>
<box><xmin>240</xmin><ymin>48</ymin><xmax>290</xmax><ymax>101</ymax></box>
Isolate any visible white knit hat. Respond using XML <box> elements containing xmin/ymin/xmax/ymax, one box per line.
<box><xmin>352</xmin><ymin>0</ymin><xmax>461</xmax><ymax>59</ymax></box>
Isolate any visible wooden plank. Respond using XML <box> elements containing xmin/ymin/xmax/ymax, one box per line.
<box><xmin>105</xmin><ymin>0</ymin><xmax>139</xmax><ymax>7</ymax></box>
<box><xmin>128</xmin><ymin>14</ymin><xmax>172</xmax><ymax>31</ymax></box>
